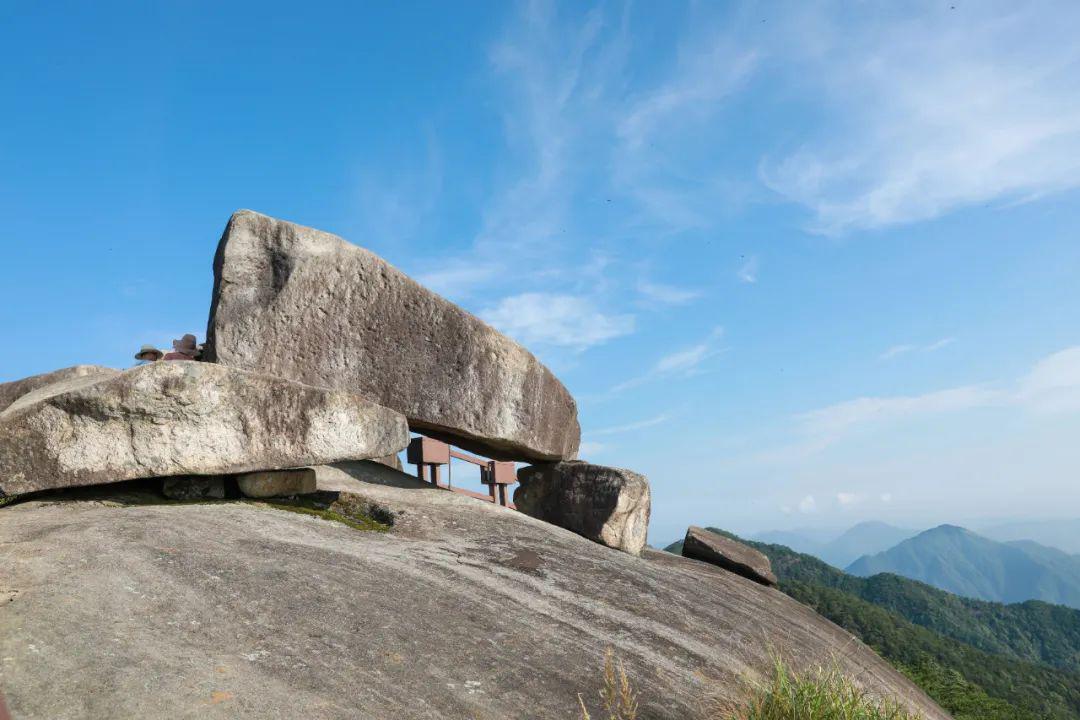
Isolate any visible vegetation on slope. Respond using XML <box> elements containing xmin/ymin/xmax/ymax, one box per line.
<box><xmin>665</xmin><ymin>529</ymin><xmax>1080</xmax><ymax>719</ymax></box>
<box><xmin>753</xmin><ymin>535</ymin><xmax>1080</xmax><ymax>672</ymax></box>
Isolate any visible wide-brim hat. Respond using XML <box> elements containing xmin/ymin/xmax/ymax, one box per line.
<box><xmin>134</xmin><ymin>345</ymin><xmax>163</xmax><ymax>361</ymax></box>
<box><xmin>172</xmin><ymin>334</ymin><xmax>198</xmax><ymax>354</ymax></box>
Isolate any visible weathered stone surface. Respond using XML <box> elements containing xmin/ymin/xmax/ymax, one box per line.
<box><xmin>515</xmin><ymin>461</ymin><xmax>650</xmax><ymax>556</ymax></box>
<box><xmin>0</xmin><ymin>365</ymin><xmax>117</xmax><ymax>414</ymax></box>
<box><xmin>682</xmin><ymin>525</ymin><xmax>778</xmax><ymax>586</ymax></box>
<box><xmin>237</xmin><ymin>469</ymin><xmax>317</xmax><ymax>498</ymax></box>
<box><xmin>163</xmin><ymin>476</ymin><xmax>226</xmax><ymax>501</ymax></box>
<box><xmin>370</xmin><ymin>452</ymin><xmax>404</xmax><ymax>472</ymax></box>
<box><xmin>0</xmin><ymin>463</ymin><xmax>949</xmax><ymax>720</ymax></box>
<box><xmin>0</xmin><ymin>362</ymin><xmax>408</xmax><ymax>497</ymax></box>
<box><xmin>204</xmin><ymin>210</ymin><xmax>580</xmax><ymax>462</ymax></box>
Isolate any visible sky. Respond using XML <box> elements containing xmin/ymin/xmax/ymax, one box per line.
<box><xmin>3</xmin><ymin>1</ymin><xmax>1080</xmax><ymax>545</ymax></box>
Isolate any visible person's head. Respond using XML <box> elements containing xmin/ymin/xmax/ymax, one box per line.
<box><xmin>172</xmin><ymin>334</ymin><xmax>198</xmax><ymax>357</ymax></box>
<box><xmin>134</xmin><ymin>345</ymin><xmax>163</xmax><ymax>363</ymax></box>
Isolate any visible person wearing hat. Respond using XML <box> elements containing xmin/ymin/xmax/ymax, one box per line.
<box><xmin>134</xmin><ymin>344</ymin><xmax>164</xmax><ymax>365</ymax></box>
<box><xmin>163</xmin><ymin>334</ymin><xmax>200</xmax><ymax>361</ymax></box>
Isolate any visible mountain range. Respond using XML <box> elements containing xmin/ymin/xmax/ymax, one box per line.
<box><xmin>847</xmin><ymin>524</ymin><xmax>1080</xmax><ymax>608</ymax></box>
<box><xmin>754</xmin><ymin>521</ymin><xmax>917</xmax><ymax>568</ymax></box>
<box><xmin>667</xmin><ymin>528</ymin><xmax>1080</xmax><ymax>720</ymax></box>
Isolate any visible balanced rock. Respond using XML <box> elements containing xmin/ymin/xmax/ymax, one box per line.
<box><xmin>515</xmin><ymin>461</ymin><xmax>650</xmax><ymax>556</ymax></box>
<box><xmin>682</xmin><ymin>526</ymin><xmax>777</xmax><ymax>586</ymax></box>
<box><xmin>204</xmin><ymin>210</ymin><xmax>580</xmax><ymax>462</ymax></box>
<box><xmin>0</xmin><ymin>365</ymin><xmax>118</xmax><ymax>414</ymax></box>
<box><xmin>236</xmin><ymin>468</ymin><xmax>317</xmax><ymax>498</ymax></box>
<box><xmin>0</xmin><ymin>362</ymin><xmax>408</xmax><ymax>498</ymax></box>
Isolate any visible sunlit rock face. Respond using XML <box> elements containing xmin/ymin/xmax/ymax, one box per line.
<box><xmin>204</xmin><ymin>210</ymin><xmax>580</xmax><ymax>463</ymax></box>
<box><xmin>0</xmin><ymin>362</ymin><xmax>408</xmax><ymax>497</ymax></box>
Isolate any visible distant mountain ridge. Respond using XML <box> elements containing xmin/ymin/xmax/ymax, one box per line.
<box><xmin>847</xmin><ymin>524</ymin><xmax>1080</xmax><ymax>608</ymax></box>
<box><xmin>666</xmin><ymin>527</ymin><xmax>1080</xmax><ymax>719</ymax></box>
<box><xmin>982</xmin><ymin>518</ymin><xmax>1080</xmax><ymax>554</ymax></box>
<box><xmin>753</xmin><ymin>521</ymin><xmax>917</xmax><ymax>568</ymax></box>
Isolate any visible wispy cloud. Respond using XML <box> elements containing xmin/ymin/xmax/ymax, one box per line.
<box><xmin>759</xmin><ymin>2</ymin><xmax>1080</xmax><ymax>234</ymax></box>
<box><xmin>796</xmin><ymin>344</ymin><xmax>1080</xmax><ymax>450</ymax></box>
<box><xmin>480</xmin><ymin>293</ymin><xmax>634</xmax><ymax>351</ymax></box>
<box><xmin>737</xmin><ymin>255</ymin><xmax>759</xmax><ymax>284</ymax></box>
<box><xmin>611</xmin><ymin>326</ymin><xmax>724</xmax><ymax>393</ymax></box>
<box><xmin>636</xmin><ymin>280</ymin><xmax>703</xmax><ymax>306</ymax></box>
<box><xmin>879</xmin><ymin>337</ymin><xmax>955</xmax><ymax>361</ymax></box>
<box><xmin>590</xmin><ymin>412</ymin><xmax>672</xmax><ymax>436</ymax></box>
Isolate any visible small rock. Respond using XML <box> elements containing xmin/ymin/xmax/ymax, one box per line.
<box><xmin>515</xmin><ymin>461</ymin><xmax>650</xmax><ymax>556</ymax></box>
<box><xmin>682</xmin><ymin>526</ymin><xmax>777</xmax><ymax>586</ymax></box>
<box><xmin>162</xmin><ymin>477</ymin><xmax>225</xmax><ymax>501</ymax></box>
<box><xmin>237</xmin><ymin>469</ymin><xmax>317</xmax><ymax>498</ymax></box>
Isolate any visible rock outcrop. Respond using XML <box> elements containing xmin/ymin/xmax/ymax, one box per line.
<box><xmin>682</xmin><ymin>525</ymin><xmax>777</xmax><ymax>586</ymax></box>
<box><xmin>204</xmin><ymin>210</ymin><xmax>580</xmax><ymax>462</ymax></box>
<box><xmin>0</xmin><ymin>365</ymin><xmax>117</xmax><ymax>414</ymax></box>
<box><xmin>0</xmin><ymin>362</ymin><xmax>408</xmax><ymax>497</ymax></box>
<box><xmin>515</xmin><ymin>461</ymin><xmax>650</xmax><ymax>556</ymax></box>
<box><xmin>0</xmin><ymin>463</ymin><xmax>950</xmax><ymax>720</ymax></box>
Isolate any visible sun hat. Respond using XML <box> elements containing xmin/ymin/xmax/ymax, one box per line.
<box><xmin>172</xmin><ymin>334</ymin><xmax>198</xmax><ymax>355</ymax></box>
<box><xmin>134</xmin><ymin>344</ymin><xmax>163</xmax><ymax>361</ymax></box>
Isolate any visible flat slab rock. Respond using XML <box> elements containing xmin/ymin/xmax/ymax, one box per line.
<box><xmin>0</xmin><ymin>362</ymin><xmax>408</xmax><ymax>497</ymax></box>
<box><xmin>0</xmin><ymin>365</ymin><xmax>117</xmax><ymax>414</ymax></box>
<box><xmin>682</xmin><ymin>526</ymin><xmax>778</xmax><ymax>586</ymax></box>
<box><xmin>0</xmin><ymin>462</ymin><xmax>949</xmax><ymax>720</ymax></box>
<box><xmin>204</xmin><ymin>210</ymin><xmax>580</xmax><ymax>462</ymax></box>
<box><xmin>515</xmin><ymin>461</ymin><xmax>650</xmax><ymax>556</ymax></box>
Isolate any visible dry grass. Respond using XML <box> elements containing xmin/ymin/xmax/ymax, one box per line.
<box><xmin>578</xmin><ymin>651</ymin><xmax>923</xmax><ymax>720</ymax></box>
<box><xmin>578</xmin><ymin>648</ymin><xmax>639</xmax><ymax>720</ymax></box>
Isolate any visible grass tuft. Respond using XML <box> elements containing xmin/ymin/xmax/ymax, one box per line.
<box><xmin>252</xmin><ymin>492</ymin><xmax>391</xmax><ymax>533</ymax></box>
<box><xmin>579</xmin><ymin>648</ymin><xmax>639</xmax><ymax>720</ymax></box>
<box><xmin>715</xmin><ymin>657</ymin><xmax>923</xmax><ymax>720</ymax></box>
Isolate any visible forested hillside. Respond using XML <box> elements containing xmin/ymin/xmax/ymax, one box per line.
<box><xmin>666</xmin><ymin>529</ymin><xmax>1080</xmax><ymax>719</ymax></box>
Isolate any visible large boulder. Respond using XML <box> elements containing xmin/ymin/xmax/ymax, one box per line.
<box><xmin>0</xmin><ymin>463</ymin><xmax>951</xmax><ymax>720</ymax></box>
<box><xmin>682</xmin><ymin>526</ymin><xmax>777</xmax><ymax>586</ymax></box>
<box><xmin>0</xmin><ymin>365</ymin><xmax>117</xmax><ymax>413</ymax></box>
<box><xmin>0</xmin><ymin>362</ymin><xmax>408</xmax><ymax>498</ymax></box>
<box><xmin>204</xmin><ymin>210</ymin><xmax>580</xmax><ymax>463</ymax></box>
<box><xmin>515</xmin><ymin>461</ymin><xmax>650</xmax><ymax>556</ymax></box>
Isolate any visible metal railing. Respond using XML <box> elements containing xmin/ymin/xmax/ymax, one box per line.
<box><xmin>406</xmin><ymin>436</ymin><xmax>517</xmax><ymax>507</ymax></box>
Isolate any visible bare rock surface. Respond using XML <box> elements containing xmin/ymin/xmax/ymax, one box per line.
<box><xmin>0</xmin><ymin>362</ymin><xmax>407</xmax><ymax>497</ymax></box>
<box><xmin>0</xmin><ymin>462</ymin><xmax>948</xmax><ymax>720</ymax></box>
<box><xmin>204</xmin><ymin>210</ymin><xmax>580</xmax><ymax>462</ymax></box>
<box><xmin>0</xmin><ymin>365</ymin><xmax>117</xmax><ymax>414</ymax></box>
<box><xmin>515</xmin><ymin>460</ymin><xmax>651</xmax><ymax>555</ymax></box>
<box><xmin>237</xmin><ymin>469</ymin><xmax>317</xmax><ymax>498</ymax></box>
<box><xmin>682</xmin><ymin>526</ymin><xmax>778</xmax><ymax>586</ymax></box>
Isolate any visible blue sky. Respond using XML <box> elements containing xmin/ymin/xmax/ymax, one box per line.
<box><xmin>3</xmin><ymin>1</ymin><xmax>1080</xmax><ymax>544</ymax></box>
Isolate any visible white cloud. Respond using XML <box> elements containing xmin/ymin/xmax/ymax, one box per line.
<box><xmin>836</xmin><ymin>492</ymin><xmax>859</xmax><ymax>507</ymax></box>
<box><xmin>799</xmin><ymin>385</ymin><xmax>1002</xmax><ymax>447</ymax></box>
<box><xmin>879</xmin><ymin>337</ymin><xmax>955</xmax><ymax>361</ymax></box>
<box><xmin>480</xmin><ymin>293</ymin><xmax>634</xmax><ymax>351</ymax></box>
<box><xmin>879</xmin><ymin>344</ymin><xmax>916</xmax><ymax>361</ymax></box>
<box><xmin>577</xmin><ymin>440</ymin><xmax>608</xmax><ymax>457</ymax></box>
<box><xmin>760</xmin><ymin>2</ymin><xmax>1080</xmax><ymax>234</ymax></box>
<box><xmin>611</xmin><ymin>327</ymin><xmax>724</xmax><ymax>393</ymax></box>
<box><xmin>737</xmin><ymin>256</ymin><xmax>759</xmax><ymax>284</ymax></box>
<box><xmin>590</xmin><ymin>413</ymin><xmax>671</xmax><ymax>436</ymax></box>
<box><xmin>797</xmin><ymin>345</ymin><xmax>1080</xmax><ymax>450</ymax></box>
<box><xmin>1016</xmin><ymin>346</ymin><xmax>1080</xmax><ymax>412</ymax></box>
<box><xmin>798</xmin><ymin>495</ymin><xmax>817</xmax><ymax>514</ymax></box>
<box><xmin>637</xmin><ymin>280</ymin><xmax>703</xmax><ymax>306</ymax></box>
<box><xmin>880</xmin><ymin>493</ymin><xmax>893</xmax><ymax>504</ymax></box>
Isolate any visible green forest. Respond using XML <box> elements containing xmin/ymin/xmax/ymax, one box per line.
<box><xmin>666</xmin><ymin>530</ymin><xmax>1080</xmax><ymax>719</ymax></box>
